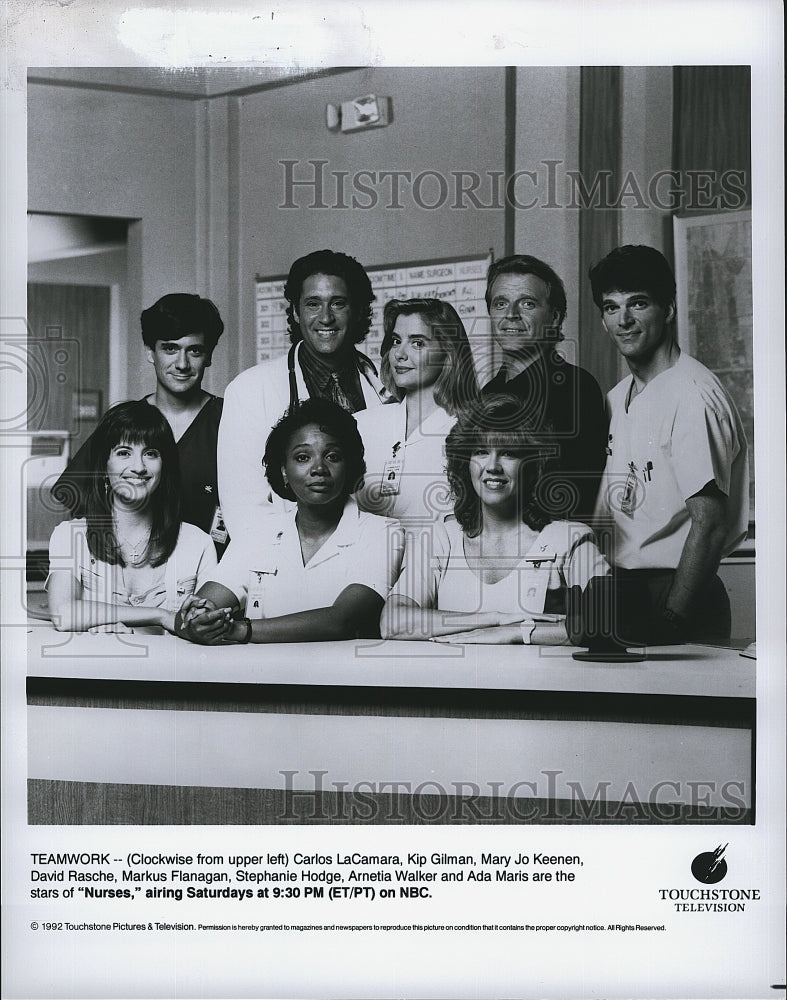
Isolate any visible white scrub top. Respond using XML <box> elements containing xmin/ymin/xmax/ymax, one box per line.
<box><xmin>47</xmin><ymin>519</ymin><xmax>217</xmax><ymax>612</ymax></box>
<box><xmin>392</xmin><ymin>516</ymin><xmax>609</xmax><ymax>615</ymax></box>
<box><xmin>595</xmin><ymin>352</ymin><xmax>749</xmax><ymax>569</ymax></box>
<box><xmin>205</xmin><ymin>498</ymin><xmax>402</xmax><ymax>617</ymax></box>
<box><xmin>354</xmin><ymin>399</ymin><xmax>456</xmax><ymax>522</ymax></box>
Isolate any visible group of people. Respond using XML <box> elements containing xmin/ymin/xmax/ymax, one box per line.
<box><xmin>47</xmin><ymin>244</ymin><xmax>749</xmax><ymax>648</ymax></box>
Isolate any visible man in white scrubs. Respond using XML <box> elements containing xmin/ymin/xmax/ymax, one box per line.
<box><xmin>590</xmin><ymin>245</ymin><xmax>749</xmax><ymax>643</ymax></box>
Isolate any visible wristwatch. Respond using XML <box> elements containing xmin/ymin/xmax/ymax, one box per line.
<box><xmin>235</xmin><ymin>617</ymin><xmax>253</xmax><ymax>644</ymax></box>
<box><xmin>520</xmin><ymin>622</ymin><xmax>536</xmax><ymax>645</ymax></box>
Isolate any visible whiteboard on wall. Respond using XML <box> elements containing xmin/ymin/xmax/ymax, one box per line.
<box><xmin>254</xmin><ymin>252</ymin><xmax>495</xmax><ymax>379</ymax></box>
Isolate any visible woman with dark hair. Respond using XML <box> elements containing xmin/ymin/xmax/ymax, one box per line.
<box><xmin>179</xmin><ymin>398</ymin><xmax>402</xmax><ymax>644</ymax></box>
<box><xmin>354</xmin><ymin>297</ymin><xmax>479</xmax><ymax>522</ymax></box>
<box><xmin>381</xmin><ymin>395</ymin><xmax>609</xmax><ymax>644</ymax></box>
<box><xmin>47</xmin><ymin>401</ymin><xmax>217</xmax><ymax>632</ymax></box>
<box><xmin>52</xmin><ymin>292</ymin><xmax>227</xmax><ymax>546</ymax></box>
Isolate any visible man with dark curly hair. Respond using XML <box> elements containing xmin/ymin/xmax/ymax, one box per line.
<box><xmin>218</xmin><ymin>249</ymin><xmax>385</xmax><ymax>535</ymax></box>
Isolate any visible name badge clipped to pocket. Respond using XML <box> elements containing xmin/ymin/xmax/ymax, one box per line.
<box><xmin>247</xmin><ymin>568</ymin><xmax>276</xmax><ymax>620</ymax></box>
<box><xmin>519</xmin><ymin>540</ymin><xmax>558</xmax><ymax>615</ymax></box>
<box><xmin>620</xmin><ymin>462</ymin><xmax>639</xmax><ymax>519</ymax></box>
<box><xmin>518</xmin><ymin>569</ymin><xmax>550</xmax><ymax>616</ymax></box>
<box><xmin>380</xmin><ymin>442</ymin><xmax>404</xmax><ymax>497</ymax></box>
<box><xmin>210</xmin><ymin>504</ymin><xmax>229</xmax><ymax>545</ymax></box>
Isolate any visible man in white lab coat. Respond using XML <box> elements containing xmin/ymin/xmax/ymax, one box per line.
<box><xmin>218</xmin><ymin>249</ymin><xmax>386</xmax><ymax>536</ymax></box>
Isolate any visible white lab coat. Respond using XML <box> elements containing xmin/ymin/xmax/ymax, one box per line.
<box><xmin>217</xmin><ymin>342</ymin><xmax>385</xmax><ymax>537</ymax></box>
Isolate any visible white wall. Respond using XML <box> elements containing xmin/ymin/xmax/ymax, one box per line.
<box><xmin>28</xmin><ymin>67</ymin><xmax>685</xmax><ymax>393</ymax></box>
<box><xmin>514</xmin><ymin>67</ymin><xmax>582</xmax><ymax>349</ymax></box>
<box><xmin>28</xmin><ymin>84</ymin><xmax>201</xmax><ymax>401</ymax></box>
<box><xmin>223</xmin><ymin>67</ymin><xmax>509</xmax><ymax>374</ymax></box>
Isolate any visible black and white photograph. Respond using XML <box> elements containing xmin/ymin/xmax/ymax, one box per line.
<box><xmin>2</xmin><ymin>2</ymin><xmax>784</xmax><ymax>998</ymax></box>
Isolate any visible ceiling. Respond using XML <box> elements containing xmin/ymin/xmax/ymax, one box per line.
<box><xmin>27</xmin><ymin>66</ymin><xmax>356</xmax><ymax>100</ymax></box>
<box><xmin>28</xmin><ymin>214</ymin><xmax>128</xmax><ymax>263</ymax></box>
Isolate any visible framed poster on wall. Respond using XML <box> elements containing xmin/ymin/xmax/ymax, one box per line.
<box><xmin>673</xmin><ymin>209</ymin><xmax>754</xmax><ymax>514</ymax></box>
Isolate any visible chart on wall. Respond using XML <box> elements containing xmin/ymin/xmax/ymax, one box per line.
<box><xmin>254</xmin><ymin>252</ymin><xmax>494</xmax><ymax>377</ymax></box>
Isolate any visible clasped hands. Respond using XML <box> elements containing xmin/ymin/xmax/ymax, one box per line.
<box><xmin>175</xmin><ymin>595</ymin><xmax>239</xmax><ymax>645</ymax></box>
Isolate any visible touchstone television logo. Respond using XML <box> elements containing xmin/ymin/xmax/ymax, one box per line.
<box><xmin>691</xmin><ymin>843</ymin><xmax>728</xmax><ymax>884</ymax></box>
<box><xmin>658</xmin><ymin>845</ymin><xmax>761</xmax><ymax>912</ymax></box>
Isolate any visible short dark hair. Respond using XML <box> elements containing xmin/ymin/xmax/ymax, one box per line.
<box><xmin>445</xmin><ymin>394</ymin><xmax>554</xmax><ymax>537</ymax></box>
<box><xmin>84</xmin><ymin>400</ymin><xmax>181</xmax><ymax>567</ymax></box>
<box><xmin>263</xmin><ymin>397</ymin><xmax>366</xmax><ymax>502</ymax></box>
<box><xmin>485</xmin><ymin>254</ymin><xmax>567</xmax><ymax>335</ymax></box>
<box><xmin>140</xmin><ymin>293</ymin><xmax>225</xmax><ymax>352</ymax></box>
<box><xmin>283</xmin><ymin>249</ymin><xmax>374</xmax><ymax>346</ymax></box>
<box><xmin>380</xmin><ymin>298</ymin><xmax>479</xmax><ymax>415</ymax></box>
<box><xmin>588</xmin><ymin>245</ymin><xmax>677</xmax><ymax>310</ymax></box>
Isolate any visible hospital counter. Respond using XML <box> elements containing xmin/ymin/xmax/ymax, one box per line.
<box><xmin>26</xmin><ymin>627</ymin><xmax>755</xmax><ymax>825</ymax></box>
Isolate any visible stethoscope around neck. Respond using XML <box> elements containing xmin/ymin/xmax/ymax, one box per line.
<box><xmin>287</xmin><ymin>341</ymin><xmax>380</xmax><ymax>411</ymax></box>
<box><xmin>287</xmin><ymin>343</ymin><xmax>300</xmax><ymax>411</ymax></box>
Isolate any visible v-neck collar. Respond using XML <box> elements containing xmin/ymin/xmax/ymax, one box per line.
<box><xmin>289</xmin><ymin>498</ymin><xmax>362</xmax><ymax>569</ymax></box>
<box><xmin>144</xmin><ymin>393</ymin><xmax>215</xmax><ymax>444</ymax></box>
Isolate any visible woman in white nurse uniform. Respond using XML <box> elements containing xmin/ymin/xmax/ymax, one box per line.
<box><xmin>353</xmin><ymin>297</ymin><xmax>479</xmax><ymax>524</ymax></box>
<box><xmin>177</xmin><ymin>398</ymin><xmax>402</xmax><ymax>644</ymax></box>
<box><xmin>46</xmin><ymin>401</ymin><xmax>216</xmax><ymax>634</ymax></box>
<box><xmin>381</xmin><ymin>394</ymin><xmax>610</xmax><ymax>645</ymax></box>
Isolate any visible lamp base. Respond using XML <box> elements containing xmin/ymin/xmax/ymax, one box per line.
<box><xmin>572</xmin><ymin>644</ymin><xmax>646</xmax><ymax>663</ymax></box>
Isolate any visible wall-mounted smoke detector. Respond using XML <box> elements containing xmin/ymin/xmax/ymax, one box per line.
<box><xmin>326</xmin><ymin>94</ymin><xmax>392</xmax><ymax>133</ymax></box>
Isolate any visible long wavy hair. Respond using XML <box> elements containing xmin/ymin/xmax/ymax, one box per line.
<box><xmin>445</xmin><ymin>394</ymin><xmax>554</xmax><ymax>537</ymax></box>
<box><xmin>84</xmin><ymin>401</ymin><xmax>181</xmax><ymax>567</ymax></box>
<box><xmin>380</xmin><ymin>298</ymin><xmax>479</xmax><ymax>415</ymax></box>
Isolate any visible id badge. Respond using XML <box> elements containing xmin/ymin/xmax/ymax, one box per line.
<box><xmin>518</xmin><ymin>569</ymin><xmax>549</xmax><ymax>615</ymax></box>
<box><xmin>247</xmin><ymin>569</ymin><xmax>274</xmax><ymax>620</ymax></box>
<box><xmin>209</xmin><ymin>504</ymin><xmax>229</xmax><ymax>545</ymax></box>
<box><xmin>620</xmin><ymin>463</ymin><xmax>639</xmax><ymax>519</ymax></box>
<box><xmin>380</xmin><ymin>455</ymin><xmax>404</xmax><ymax>496</ymax></box>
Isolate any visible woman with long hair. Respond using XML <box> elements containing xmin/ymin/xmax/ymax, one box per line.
<box><xmin>177</xmin><ymin>398</ymin><xmax>402</xmax><ymax>644</ymax></box>
<box><xmin>381</xmin><ymin>394</ymin><xmax>609</xmax><ymax>644</ymax></box>
<box><xmin>52</xmin><ymin>293</ymin><xmax>227</xmax><ymax>544</ymax></box>
<box><xmin>46</xmin><ymin>400</ymin><xmax>217</xmax><ymax>632</ymax></box>
<box><xmin>354</xmin><ymin>297</ymin><xmax>479</xmax><ymax>522</ymax></box>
